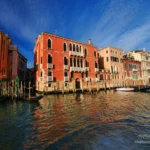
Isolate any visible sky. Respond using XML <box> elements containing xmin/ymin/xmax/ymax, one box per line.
<box><xmin>0</xmin><ymin>0</ymin><xmax>150</xmax><ymax>68</ymax></box>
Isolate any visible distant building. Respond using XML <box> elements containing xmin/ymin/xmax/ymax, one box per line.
<box><xmin>0</xmin><ymin>31</ymin><xmax>10</xmax><ymax>80</ymax></box>
<box><xmin>127</xmin><ymin>50</ymin><xmax>150</xmax><ymax>85</ymax></box>
<box><xmin>122</xmin><ymin>53</ymin><xmax>142</xmax><ymax>86</ymax></box>
<box><xmin>18</xmin><ymin>52</ymin><xmax>27</xmax><ymax>81</ymax></box>
<box><xmin>26</xmin><ymin>68</ymin><xmax>34</xmax><ymax>82</ymax></box>
<box><xmin>98</xmin><ymin>46</ymin><xmax>125</xmax><ymax>86</ymax></box>
<box><xmin>0</xmin><ymin>30</ymin><xmax>27</xmax><ymax>81</ymax></box>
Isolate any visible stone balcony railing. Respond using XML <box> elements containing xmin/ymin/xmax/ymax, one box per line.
<box><xmin>48</xmin><ymin>76</ymin><xmax>53</xmax><ymax>81</ymax></box>
<box><xmin>64</xmin><ymin>77</ymin><xmax>70</xmax><ymax>82</ymax></box>
<box><xmin>47</xmin><ymin>63</ymin><xmax>53</xmax><ymax>69</ymax></box>
<box><xmin>132</xmin><ymin>68</ymin><xmax>138</xmax><ymax>72</ymax></box>
<box><xmin>64</xmin><ymin>65</ymin><xmax>69</xmax><ymax>70</ymax></box>
<box><xmin>40</xmin><ymin>64</ymin><xmax>42</xmax><ymax>69</ymax></box>
<box><xmin>69</xmin><ymin>51</ymin><xmax>84</xmax><ymax>57</ymax></box>
<box><xmin>95</xmin><ymin>78</ymin><xmax>99</xmax><ymax>82</ymax></box>
<box><xmin>95</xmin><ymin>68</ymin><xmax>99</xmax><ymax>72</ymax></box>
<box><xmin>85</xmin><ymin>67</ymin><xmax>89</xmax><ymax>72</ymax></box>
<box><xmin>70</xmin><ymin>67</ymin><xmax>85</xmax><ymax>72</ymax></box>
<box><xmin>85</xmin><ymin>77</ymin><xmax>90</xmax><ymax>82</ymax></box>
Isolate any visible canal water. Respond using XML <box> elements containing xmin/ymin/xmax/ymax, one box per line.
<box><xmin>0</xmin><ymin>91</ymin><xmax>150</xmax><ymax>150</ymax></box>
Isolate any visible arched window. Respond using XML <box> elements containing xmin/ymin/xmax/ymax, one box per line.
<box><xmin>63</xmin><ymin>43</ymin><xmax>67</xmax><ymax>51</ymax></box>
<box><xmin>95</xmin><ymin>62</ymin><xmax>97</xmax><ymax>68</ymax></box>
<box><xmin>74</xmin><ymin>58</ymin><xmax>76</xmax><ymax>67</ymax></box>
<box><xmin>64</xmin><ymin>72</ymin><xmax>68</xmax><ymax>77</ymax></box>
<box><xmin>80</xmin><ymin>46</ymin><xmax>82</xmax><ymax>52</ymax></box>
<box><xmin>85</xmin><ymin>60</ymin><xmax>88</xmax><ymax>67</ymax></box>
<box><xmin>77</xmin><ymin>59</ymin><xmax>80</xmax><ymax>67</ymax></box>
<box><xmin>70</xmin><ymin>43</ymin><xmax>72</xmax><ymax>51</ymax></box>
<box><xmin>48</xmin><ymin>54</ymin><xmax>52</xmax><ymax>63</ymax></box>
<box><xmin>48</xmin><ymin>39</ymin><xmax>52</xmax><ymax>49</ymax></box>
<box><xmin>84</xmin><ymin>49</ymin><xmax>87</xmax><ymax>56</ymax></box>
<box><xmin>76</xmin><ymin>45</ymin><xmax>79</xmax><ymax>52</ymax></box>
<box><xmin>94</xmin><ymin>51</ymin><xmax>96</xmax><ymax>57</ymax></box>
<box><xmin>48</xmin><ymin>71</ymin><xmax>52</xmax><ymax>76</ymax></box>
<box><xmin>64</xmin><ymin>57</ymin><xmax>68</xmax><ymax>65</ymax></box>
<box><xmin>73</xmin><ymin>44</ymin><xmax>75</xmax><ymax>51</ymax></box>
<box><xmin>111</xmin><ymin>66</ymin><xmax>113</xmax><ymax>73</ymax></box>
<box><xmin>70</xmin><ymin>58</ymin><xmax>72</xmax><ymax>66</ymax></box>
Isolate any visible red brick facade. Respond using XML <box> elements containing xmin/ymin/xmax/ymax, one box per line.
<box><xmin>34</xmin><ymin>32</ymin><xmax>100</xmax><ymax>91</ymax></box>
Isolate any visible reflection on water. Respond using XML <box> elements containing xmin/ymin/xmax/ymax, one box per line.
<box><xmin>0</xmin><ymin>91</ymin><xmax>150</xmax><ymax>150</ymax></box>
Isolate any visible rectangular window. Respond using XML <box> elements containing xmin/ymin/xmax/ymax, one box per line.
<box><xmin>100</xmin><ymin>74</ymin><xmax>103</xmax><ymax>80</ymax></box>
<box><xmin>71</xmin><ymin>72</ymin><xmax>74</xmax><ymax>78</ymax></box>
<box><xmin>129</xmin><ymin>64</ymin><xmax>132</xmax><ymax>69</ymax></box>
<box><xmin>124</xmin><ymin>63</ymin><xmax>126</xmax><ymax>68</ymax></box>
<box><xmin>106</xmin><ymin>50</ymin><xmax>108</xmax><ymax>54</ymax></box>
<box><xmin>41</xmin><ymin>72</ymin><xmax>42</xmax><ymax>77</ymax></box>
<box><xmin>48</xmin><ymin>83</ymin><xmax>51</xmax><ymax>87</ymax></box>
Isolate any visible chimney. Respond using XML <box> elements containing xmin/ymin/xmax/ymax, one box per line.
<box><xmin>100</xmin><ymin>46</ymin><xmax>103</xmax><ymax>49</ymax></box>
<box><xmin>5</xmin><ymin>34</ymin><xmax>8</xmax><ymax>38</ymax></box>
<box><xmin>88</xmin><ymin>39</ymin><xmax>92</xmax><ymax>45</ymax></box>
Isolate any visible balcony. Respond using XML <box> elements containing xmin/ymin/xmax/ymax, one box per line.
<box><xmin>64</xmin><ymin>77</ymin><xmax>70</xmax><ymax>82</ymax></box>
<box><xmin>64</xmin><ymin>65</ymin><xmax>69</xmax><ymax>70</ymax></box>
<box><xmin>132</xmin><ymin>68</ymin><xmax>138</xmax><ymax>72</ymax></box>
<box><xmin>39</xmin><ymin>77</ymin><xmax>43</xmax><ymax>81</ymax></box>
<box><xmin>70</xmin><ymin>67</ymin><xmax>85</xmax><ymax>72</ymax></box>
<box><xmin>95</xmin><ymin>68</ymin><xmax>99</xmax><ymax>72</ymax></box>
<box><xmin>95</xmin><ymin>78</ymin><xmax>99</xmax><ymax>82</ymax></box>
<box><xmin>48</xmin><ymin>76</ymin><xmax>53</xmax><ymax>81</ymax></box>
<box><xmin>48</xmin><ymin>63</ymin><xmax>53</xmax><ymax>69</ymax></box>
<box><xmin>69</xmin><ymin>51</ymin><xmax>84</xmax><ymax>57</ymax></box>
<box><xmin>85</xmin><ymin>77</ymin><xmax>90</xmax><ymax>82</ymax></box>
<box><xmin>85</xmin><ymin>67</ymin><xmax>89</xmax><ymax>72</ymax></box>
<box><xmin>40</xmin><ymin>64</ymin><xmax>42</xmax><ymax>69</ymax></box>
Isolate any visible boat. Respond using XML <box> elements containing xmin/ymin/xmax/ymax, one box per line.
<box><xmin>139</xmin><ymin>86</ymin><xmax>150</xmax><ymax>92</ymax></box>
<box><xmin>115</xmin><ymin>87</ymin><xmax>135</xmax><ymax>91</ymax></box>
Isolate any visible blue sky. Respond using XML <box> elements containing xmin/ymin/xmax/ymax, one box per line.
<box><xmin>0</xmin><ymin>0</ymin><xmax>150</xmax><ymax>68</ymax></box>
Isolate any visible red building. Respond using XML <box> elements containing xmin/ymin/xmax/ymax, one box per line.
<box><xmin>34</xmin><ymin>32</ymin><xmax>100</xmax><ymax>92</ymax></box>
<box><xmin>123</xmin><ymin>54</ymin><xmax>142</xmax><ymax>86</ymax></box>
<box><xmin>0</xmin><ymin>31</ymin><xmax>10</xmax><ymax>80</ymax></box>
<box><xmin>0</xmin><ymin>30</ymin><xmax>27</xmax><ymax>81</ymax></box>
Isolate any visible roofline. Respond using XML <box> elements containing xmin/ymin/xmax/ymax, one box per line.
<box><xmin>18</xmin><ymin>51</ymin><xmax>28</xmax><ymax>61</ymax></box>
<box><xmin>39</xmin><ymin>32</ymin><xmax>98</xmax><ymax>48</ymax></box>
<box><xmin>99</xmin><ymin>46</ymin><xmax>124</xmax><ymax>51</ymax></box>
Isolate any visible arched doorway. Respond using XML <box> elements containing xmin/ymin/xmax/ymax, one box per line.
<box><xmin>76</xmin><ymin>78</ymin><xmax>80</xmax><ymax>89</ymax></box>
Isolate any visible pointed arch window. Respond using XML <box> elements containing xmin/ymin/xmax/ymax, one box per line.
<box><xmin>76</xmin><ymin>45</ymin><xmax>79</xmax><ymax>52</ymax></box>
<box><xmin>74</xmin><ymin>58</ymin><xmax>76</xmax><ymax>67</ymax></box>
<box><xmin>63</xmin><ymin>43</ymin><xmax>67</xmax><ymax>52</ymax></box>
<box><xmin>64</xmin><ymin>57</ymin><xmax>68</xmax><ymax>65</ymax></box>
<box><xmin>70</xmin><ymin>58</ymin><xmax>72</xmax><ymax>66</ymax></box>
<box><xmin>73</xmin><ymin>44</ymin><xmax>75</xmax><ymax>51</ymax></box>
<box><xmin>48</xmin><ymin>54</ymin><xmax>52</xmax><ymax>63</ymax></box>
<box><xmin>48</xmin><ymin>71</ymin><xmax>52</xmax><ymax>76</ymax></box>
<box><xmin>70</xmin><ymin>43</ymin><xmax>72</xmax><ymax>51</ymax></box>
<box><xmin>95</xmin><ymin>62</ymin><xmax>98</xmax><ymax>68</ymax></box>
<box><xmin>48</xmin><ymin>39</ymin><xmax>52</xmax><ymax>49</ymax></box>
<box><xmin>84</xmin><ymin>48</ymin><xmax>87</xmax><ymax>56</ymax></box>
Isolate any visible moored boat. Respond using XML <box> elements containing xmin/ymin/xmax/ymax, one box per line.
<box><xmin>115</xmin><ymin>87</ymin><xmax>135</xmax><ymax>91</ymax></box>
